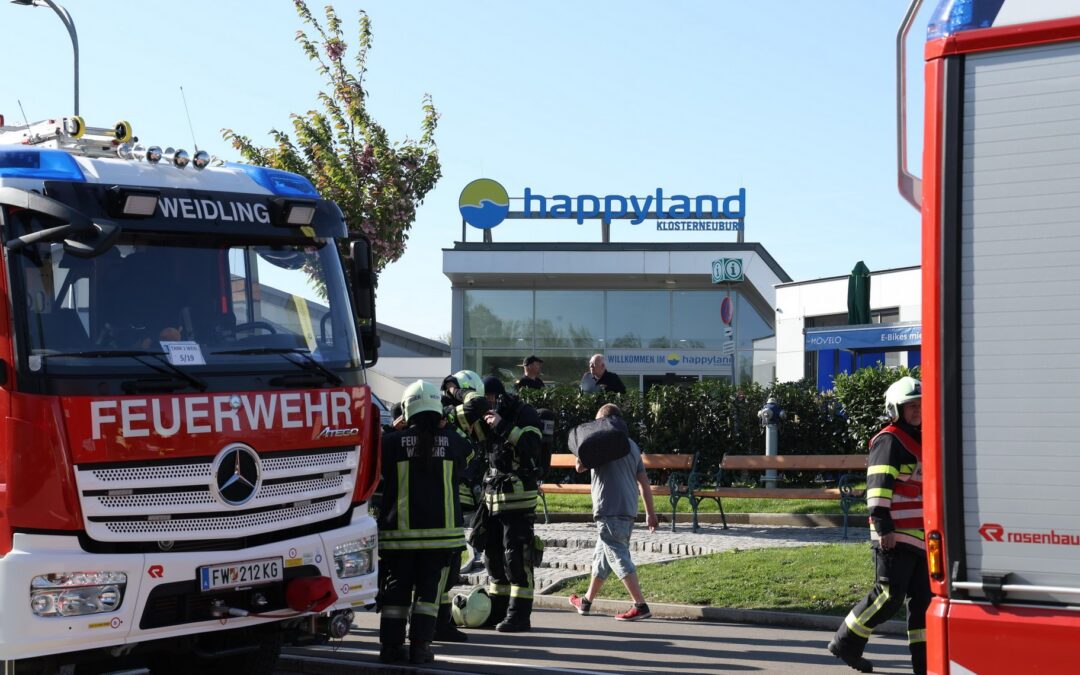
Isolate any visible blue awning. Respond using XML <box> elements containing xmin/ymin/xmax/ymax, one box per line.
<box><xmin>804</xmin><ymin>324</ymin><xmax>921</xmax><ymax>352</ymax></box>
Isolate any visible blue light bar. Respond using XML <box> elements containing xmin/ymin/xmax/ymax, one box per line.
<box><xmin>0</xmin><ymin>147</ymin><xmax>86</xmax><ymax>182</ymax></box>
<box><xmin>927</xmin><ymin>0</ymin><xmax>1006</xmax><ymax>39</ymax></box>
<box><xmin>230</xmin><ymin>163</ymin><xmax>320</xmax><ymax>198</ymax></box>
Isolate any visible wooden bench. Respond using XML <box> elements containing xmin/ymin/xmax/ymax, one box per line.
<box><xmin>539</xmin><ymin>453</ymin><xmax>693</xmax><ymax>528</ymax></box>
<box><xmin>673</xmin><ymin>454</ymin><xmax>867</xmax><ymax>537</ymax></box>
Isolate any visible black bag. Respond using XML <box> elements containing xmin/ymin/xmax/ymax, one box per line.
<box><xmin>567</xmin><ymin>417</ymin><xmax>630</xmax><ymax>469</ymax></box>
<box><xmin>536</xmin><ymin>408</ymin><xmax>556</xmax><ymax>477</ymax></box>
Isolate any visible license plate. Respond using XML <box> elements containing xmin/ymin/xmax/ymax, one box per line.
<box><xmin>199</xmin><ymin>557</ymin><xmax>283</xmax><ymax>592</ymax></box>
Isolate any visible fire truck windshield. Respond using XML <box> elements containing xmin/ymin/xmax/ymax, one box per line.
<box><xmin>14</xmin><ymin>236</ymin><xmax>361</xmax><ymax>385</ymax></box>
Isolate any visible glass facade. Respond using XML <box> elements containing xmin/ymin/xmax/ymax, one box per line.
<box><xmin>462</xmin><ymin>289</ymin><xmax>776</xmax><ymax>390</ymax></box>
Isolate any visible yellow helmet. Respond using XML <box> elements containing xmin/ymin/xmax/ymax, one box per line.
<box><xmin>884</xmin><ymin>376</ymin><xmax>921</xmax><ymax>421</ymax></box>
<box><xmin>401</xmin><ymin>380</ymin><xmax>443</xmax><ymax>421</ymax></box>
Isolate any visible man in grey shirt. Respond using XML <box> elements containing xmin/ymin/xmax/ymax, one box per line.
<box><xmin>569</xmin><ymin>404</ymin><xmax>659</xmax><ymax>621</ymax></box>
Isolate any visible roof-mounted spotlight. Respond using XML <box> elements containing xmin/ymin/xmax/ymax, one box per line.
<box><xmin>107</xmin><ymin>186</ymin><xmax>160</xmax><ymax>218</ymax></box>
<box><xmin>163</xmin><ymin>147</ymin><xmax>189</xmax><ymax>168</ymax></box>
<box><xmin>116</xmin><ymin>143</ymin><xmax>135</xmax><ymax>160</ymax></box>
<box><xmin>271</xmin><ymin>197</ymin><xmax>318</xmax><ymax>227</ymax></box>
<box><xmin>192</xmin><ymin>150</ymin><xmax>211</xmax><ymax>170</ymax></box>
<box><xmin>146</xmin><ymin>146</ymin><xmax>162</xmax><ymax>164</ymax></box>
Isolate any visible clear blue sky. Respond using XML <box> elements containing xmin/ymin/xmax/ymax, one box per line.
<box><xmin>1</xmin><ymin>1</ymin><xmax>934</xmax><ymax>342</ymax></box>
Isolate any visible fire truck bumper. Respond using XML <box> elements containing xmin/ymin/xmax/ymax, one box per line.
<box><xmin>0</xmin><ymin>509</ymin><xmax>378</xmax><ymax>662</ymax></box>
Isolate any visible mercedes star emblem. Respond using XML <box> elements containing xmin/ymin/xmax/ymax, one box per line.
<box><xmin>212</xmin><ymin>443</ymin><xmax>262</xmax><ymax>506</ymax></box>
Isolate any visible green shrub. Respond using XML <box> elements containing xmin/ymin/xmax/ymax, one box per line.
<box><xmin>832</xmin><ymin>364</ymin><xmax>921</xmax><ymax>450</ymax></box>
<box><xmin>517</xmin><ymin>364</ymin><xmax>919</xmax><ymax>483</ymax></box>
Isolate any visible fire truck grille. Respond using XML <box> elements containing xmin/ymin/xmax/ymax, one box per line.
<box><xmin>74</xmin><ymin>448</ymin><xmax>358</xmax><ymax>542</ymax></box>
<box><xmin>98</xmin><ymin>498</ymin><xmax>340</xmax><ymax>535</ymax></box>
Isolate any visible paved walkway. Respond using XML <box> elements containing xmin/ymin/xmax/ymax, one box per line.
<box><xmin>459</xmin><ymin>521</ymin><xmax>866</xmax><ymax>594</ymax></box>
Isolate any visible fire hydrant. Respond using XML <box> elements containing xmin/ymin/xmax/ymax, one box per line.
<box><xmin>758</xmin><ymin>397</ymin><xmax>786</xmax><ymax>488</ymax></box>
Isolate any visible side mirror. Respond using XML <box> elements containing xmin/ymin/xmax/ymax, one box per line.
<box><xmin>349</xmin><ymin>238</ymin><xmax>379</xmax><ymax>367</ymax></box>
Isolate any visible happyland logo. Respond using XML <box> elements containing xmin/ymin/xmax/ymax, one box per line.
<box><xmin>458</xmin><ymin>179</ymin><xmax>746</xmax><ymax>230</ymax></box>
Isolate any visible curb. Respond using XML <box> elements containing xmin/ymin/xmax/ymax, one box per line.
<box><xmin>531</xmin><ymin>594</ymin><xmax>905</xmax><ymax>636</ymax></box>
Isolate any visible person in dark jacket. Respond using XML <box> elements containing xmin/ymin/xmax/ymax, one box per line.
<box><xmin>515</xmin><ymin>355</ymin><xmax>545</xmax><ymax>390</ymax></box>
<box><xmin>479</xmin><ymin>376</ymin><xmax>543</xmax><ymax>632</ymax></box>
<box><xmin>378</xmin><ymin>380</ymin><xmax>469</xmax><ymax>665</ymax></box>
<box><xmin>829</xmin><ymin>376</ymin><xmax>928</xmax><ymax>675</ymax></box>
<box><xmin>580</xmin><ymin>354</ymin><xmax>627</xmax><ymax>393</ymax></box>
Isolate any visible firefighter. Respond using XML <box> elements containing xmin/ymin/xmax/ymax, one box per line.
<box><xmin>829</xmin><ymin>376</ymin><xmax>929</xmax><ymax>675</ymax></box>
<box><xmin>378</xmin><ymin>380</ymin><xmax>469</xmax><ymax>665</ymax></box>
<box><xmin>479</xmin><ymin>375</ymin><xmax>543</xmax><ymax>633</ymax></box>
<box><xmin>433</xmin><ymin>370</ymin><xmax>489</xmax><ymax>642</ymax></box>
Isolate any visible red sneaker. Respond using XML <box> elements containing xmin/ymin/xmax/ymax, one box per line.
<box><xmin>615</xmin><ymin>604</ymin><xmax>651</xmax><ymax>621</ymax></box>
<box><xmin>568</xmin><ymin>594</ymin><xmax>591</xmax><ymax>616</ymax></box>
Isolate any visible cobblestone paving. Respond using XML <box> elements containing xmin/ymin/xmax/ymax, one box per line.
<box><xmin>456</xmin><ymin>522</ymin><xmax>866</xmax><ymax>594</ymax></box>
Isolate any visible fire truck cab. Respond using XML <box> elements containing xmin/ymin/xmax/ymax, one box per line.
<box><xmin>0</xmin><ymin>116</ymin><xmax>381</xmax><ymax>673</ymax></box>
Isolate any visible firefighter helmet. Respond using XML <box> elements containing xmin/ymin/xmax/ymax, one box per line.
<box><xmin>451</xmin><ymin>587</ymin><xmax>491</xmax><ymax>628</ymax></box>
<box><xmin>401</xmin><ymin>380</ymin><xmax>443</xmax><ymax>421</ymax></box>
<box><xmin>451</xmin><ymin>370</ymin><xmax>485</xmax><ymax>398</ymax></box>
<box><xmin>884</xmin><ymin>376</ymin><xmax>922</xmax><ymax>422</ymax></box>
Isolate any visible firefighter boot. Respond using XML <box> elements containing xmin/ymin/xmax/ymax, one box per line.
<box><xmin>433</xmin><ymin>602</ymin><xmax>468</xmax><ymax>642</ymax></box>
<box><xmin>496</xmin><ymin>597</ymin><xmax>532</xmax><ymax>633</ymax></box>
<box><xmin>910</xmin><ymin>642</ymin><xmax>927</xmax><ymax>675</ymax></box>
<box><xmin>409</xmin><ymin>640</ymin><xmax>434</xmax><ymax>665</ymax></box>
<box><xmin>378</xmin><ymin>644</ymin><xmax>407</xmax><ymax>664</ymax></box>
<box><xmin>482</xmin><ymin>593</ymin><xmax>509</xmax><ymax>628</ymax></box>
<box><xmin>828</xmin><ymin>638</ymin><xmax>874</xmax><ymax>673</ymax></box>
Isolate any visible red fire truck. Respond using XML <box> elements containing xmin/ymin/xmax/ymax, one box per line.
<box><xmin>900</xmin><ymin>1</ymin><xmax>1080</xmax><ymax>672</ymax></box>
<box><xmin>0</xmin><ymin>115</ymin><xmax>382</xmax><ymax>673</ymax></box>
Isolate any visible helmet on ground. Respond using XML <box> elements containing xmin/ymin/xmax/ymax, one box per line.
<box><xmin>451</xmin><ymin>587</ymin><xmax>491</xmax><ymax>628</ymax></box>
<box><xmin>401</xmin><ymin>380</ymin><xmax>443</xmax><ymax>421</ymax></box>
<box><xmin>449</xmin><ymin>370</ymin><xmax>485</xmax><ymax>398</ymax></box>
<box><xmin>884</xmin><ymin>376</ymin><xmax>922</xmax><ymax>422</ymax></box>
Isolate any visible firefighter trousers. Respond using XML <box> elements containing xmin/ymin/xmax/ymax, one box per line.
<box><xmin>482</xmin><ymin>510</ymin><xmax>536</xmax><ymax>626</ymax></box>
<box><xmin>379</xmin><ymin>550</ymin><xmax>454</xmax><ymax>645</ymax></box>
<box><xmin>833</xmin><ymin>545</ymin><xmax>930</xmax><ymax>675</ymax></box>
<box><xmin>435</xmin><ymin>549</ymin><xmax>463</xmax><ymax>633</ymax></box>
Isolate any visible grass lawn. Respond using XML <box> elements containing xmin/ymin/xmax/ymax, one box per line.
<box><xmin>542</xmin><ymin>493</ymin><xmax>869</xmax><ymax>516</ymax></box>
<box><xmin>556</xmin><ymin>543</ymin><xmax>876</xmax><ymax>616</ymax></box>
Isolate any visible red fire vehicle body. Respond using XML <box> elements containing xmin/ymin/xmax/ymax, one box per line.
<box><xmin>906</xmin><ymin>1</ymin><xmax>1080</xmax><ymax>672</ymax></box>
<box><xmin>0</xmin><ymin>115</ymin><xmax>381</xmax><ymax>672</ymax></box>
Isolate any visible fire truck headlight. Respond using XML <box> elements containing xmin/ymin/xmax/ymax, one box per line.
<box><xmin>334</xmin><ymin>537</ymin><xmax>376</xmax><ymax>579</ymax></box>
<box><xmin>146</xmin><ymin>146</ymin><xmax>163</xmax><ymax>164</ymax></box>
<box><xmin>30</xmin><ymin>572</ymin><xmax>128</xmax><ymax>617</ymax></box>
<box><xmin>192</xmin><ymin>150</ymin><xmax>211</xmax><ymax>170</ymax></box>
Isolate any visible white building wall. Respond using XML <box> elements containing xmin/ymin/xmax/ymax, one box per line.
<box><xmin>775</xmin><ymin>267</ymin><xmax>921</xmax><ymax>381</ymax></box>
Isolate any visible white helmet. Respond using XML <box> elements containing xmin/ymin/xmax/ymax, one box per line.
<box><xmin>401</xmin><ymin>380</ymin><xmax>443</xmax><ymax>421</ymax></box>
<box><xmin>884</xmin><ymin>376</ymin><xmax>922</xmax><ymax>422</ymax></box>
<box><xmin>451</xmin><ymin>370</ymin><xmax>485</xmax><ymax>398</ymax></box>
<box><xmin>451</xmin><ymin>587</ymin><xmax>491</xmax><ymax>628</ymax></box>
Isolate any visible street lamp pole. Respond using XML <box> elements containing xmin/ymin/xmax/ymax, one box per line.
<box><xmin>11</xmin><ymin>0</ymin><xmax>79</xmax><ymax>115</ymax></box>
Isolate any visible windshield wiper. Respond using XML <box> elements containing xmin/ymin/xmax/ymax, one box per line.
<box><xmin>211</xmin><ymin>347</ymin><xmax>344</xmax><ymax>387</ymax></box>
<box><xmin>40</xmin><ymin>349</ymin><xmax>208</xmax><ymax>392</ymax></box>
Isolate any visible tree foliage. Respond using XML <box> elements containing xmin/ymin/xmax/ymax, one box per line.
<box><xmin>832</xmin><ymin>364</ymin><xmax>921</xmax><ymax>450</ymax></box>
<box><xmin>222</xmin><ymin>1</ymin><xmax>441</xmax><ymax>273</ymax></box>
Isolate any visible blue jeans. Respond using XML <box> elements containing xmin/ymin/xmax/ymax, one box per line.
<box><xmin>592</xmin><ymin>516</ymin><xmax>636</xmax><ymax>581</ymax></box>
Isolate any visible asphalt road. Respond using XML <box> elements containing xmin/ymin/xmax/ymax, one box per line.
<box><xmin>279</xmin><ymin>607</ymin><xmax>912</xmax><ymax>674</ymax></box>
